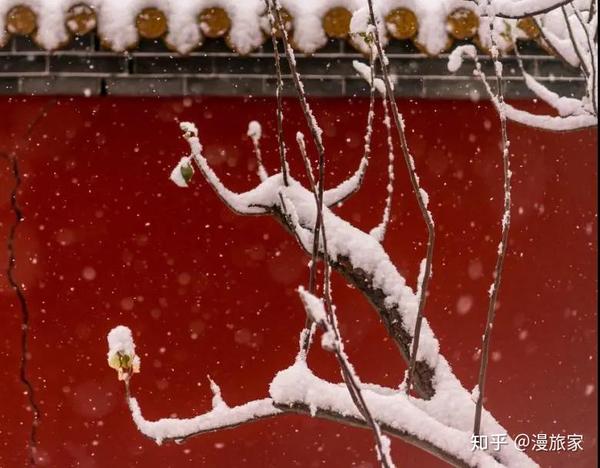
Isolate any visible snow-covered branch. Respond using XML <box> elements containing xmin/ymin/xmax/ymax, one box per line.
<box><xmin>108</xmin><ymin>325</ymin><xmax>531</xmax><ymax>467</ymax></box>
<box><xmin>247</xmin><ymin>120</ymin><xmax>268</xmax><ymax>182</ymax></box>
<box><xmin>448</xmin><ymin>1</ymin><xmax>598</xmax><ymax>131</ymax></box>
<box><xmin>474</xmin><ymin>0</ymin><xmax>573</xmax><ymax>18</ymax></box>
<box><xmin>100</xmin><ymin>2</ymin><xmax>592</xmax><ymax>465</ymax></box>
<box><xmin>361</xmin><ymin>0</ymin><xmax>436</xmax><ymax>397</ymax></box>
<box><xmin>264</xmin><ymin>0</ymin><xmax>290</xmax><ymax>186</ymax></box>
<box><xmin>152</xmin><ymin>120</ymin><xmax>537</xmax><ymax>466</ymax></box>
<box><xmin>298</xmin><ymin>288</ymin><xmax>395</xmax><ymax>468</ymax></box>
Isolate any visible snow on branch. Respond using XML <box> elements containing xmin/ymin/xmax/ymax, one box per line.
<box><xmin>171</xmin><ymin>122</ymin><xmax>270</xmax><ymax>215</ymax></box>
<box><xmin>128</xmin><ymin>397</ymin><xmax>280</xmax><ymax>445</ymax></box>
<box><xmin>449</xmin><ymin>0</ymin><xmax>598</xmax><ymax>131</ymax></box>
<box><xmin>149</xmin><ymin>123</ymin><xmax>539</xmax><ymax>463</ymax></box>
<box><xmin>271</xmin><ymin>360</ymin><xmax>504</xmax><ymax>468</ymax></box>
<box><xmin>501</xmin><ymin>103</ymin><xmax>597</xmax><ymax>129</ymax></box>
<box><xmin>447</xmin><ymin>33</ymin><xmax>598</xmax><ymax>131</ymax></box>
<box><xmin>350</xmin><ymin>51</ymin><xmax>396</xmax><ymax>243</ymax></box>
<box><xmin>369</xmin><ymin>96</ymin><xmax>396</xmax><ymax>243</ymax></box>
<box><xmin>102</xmin><ymin>2</ymin><xmax>581</xmax><ymax>463</ymax></box>
<box><xmin>479</xmin><ymin>0</ymin><xmax>573</xmax><ymax>18</ymax></box>
<box><xmin>160</xmin><ymin>88</ymin><xmax>531</xmax><ymax>463</ymax></box>
<box><xmin>247</xmin><ymin>120</ymin><xmax>268</xmax><ymax>182</ymax></box>
<box><xmin>107</xmin><ymin>326</ymin><xmax>140</xmax><ymax>381</ymax></box>
<box><xmin>109</xmin><ymin>326</ymin><xmax>528</xmax><ymax>467</ymax></box>
<box><xmin>519</xmin><ymin>71</ymin><xmax>588</xmax><ymax>116</ymax></box>
<box><xmin>297</xmin><ymin>287</ymin><xmax>395</xmax><ymax>468</ymax></box>
<box><xmin>110</xmin><ymin>94</ymin><xmax>540</xmax><ymax>464</ymax></box>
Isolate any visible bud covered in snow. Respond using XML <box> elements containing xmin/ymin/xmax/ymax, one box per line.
<box><xmin>107</xmin><ymin>326</ymin><xmax>140</xmax><ymax>381</ymax></box>
<box><xmin>170</xmin><ymin>157</ymin><xmax>194</xmax><ymax>187</ymax></box>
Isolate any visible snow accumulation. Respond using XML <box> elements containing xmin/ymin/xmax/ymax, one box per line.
<box><xmin>298</xmin><ymin>286</ymin><xmax>328</xmax><ymax>324</ymax></box>
<box><xmin>170</xmin><ymin>156</ymin><xmax>194</xmax><ymax>188</ymax></box>
<box><xmin>0</xmin><ymin>0</ymin><xmax>576</xmax><ymax>54</ymax></box>
<box><xmin>107</xmin><ymin>325</ymin><xmax>140</xmax><ymax>380</ymax></box>
<box><xmin>126</xmin><ymin>353</ymin><xmax>534</xmax><ymax>465</ymax></box>
<box><xmin>353</xmin><ymin>60</ymin><xmax>386</xmax><ymax>96</ymax></box>
<box><xmin>158</xmin><ymin>119</ymin><xmax>542</xmax><ymax>466</ymax></box>
<box><xmin>270</xmin><ymin>360</ymin><xmax>503</xmax><ymax>467</ymax></box>
<box><xmin>247</xmin><ymin>120</ymin><xmax>262</xmax><ymax>141</ymax></box>
<box><xmin>129</xmin><ymin>397</ymin><xmax>279</xmax><ymax>445</ymax></box>
<box><xmin>446</xmin><ymin>9</ymin><xmax>597</xmax><ymax>131</ymax></box>
<box><xmin>107</xmin><ymin>325</ymin><xmax>136</xmax><ymax>357</ymax></box>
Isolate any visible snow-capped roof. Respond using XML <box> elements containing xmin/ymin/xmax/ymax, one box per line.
<box><xmin>0</xmin><ymin>0</ymin><xmax>543</xmax><ymax>55</ymax></box>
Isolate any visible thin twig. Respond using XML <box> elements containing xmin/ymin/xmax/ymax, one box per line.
<box><xmin>370</xmin><ymin>96</ymin><xmax>396</xmax><ymax>242</ymax></box>
<box><xmin>561</xmin><ymin>5</ymin><xmax>591</xmax><ymax>77</ymax></box>
<box><xmin>264</xmin><ymin>0</ymin><xmax>289</xmax><ymax>185</ymax></box>
<box><xmin>570</xmin><ymin>3</ymin><xmax>598</xmax><ymax>115</ymax></box>
<box><xmin>296</xmin><ymin>137</ymin><xmax>394</xmax><ymax>468</ymax></box>
<box><xmin>364</xmin><ymin>0</ymin><xmax>436</xmax><ymax>395</ymax></box>
<box><xmin>269</xmin><ymin>0</ymin><xmax>327</xmax><ymax>353</ymax></box>
<box><xmin>269</xmin><ymin>3</ymin><xmax>324</xmax><ymax>265</ymax></box>
<box><xmin>473</xmin><ymin>6</ymin><xmax>512</xmax><ymax>438</ymax></box>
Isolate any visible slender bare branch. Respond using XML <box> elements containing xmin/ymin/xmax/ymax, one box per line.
<box><xmin>268</xmin><ymin>0</ymin><xmax>327</xmax><ymax>353</ymax></box>
<box><xmin>561</xmin><ymin>5</ymin><xmax>591</xmax><ymax>76</ymax></box>
<box><xmin>304</xmin><ymin>301</ymin><xmax>395</xmax><ymax>467</ymax></box>
<box><xmin>370</xmin><ymin>97</ymin><xmax>396</xmax><ymax>242</ymax></box>
<box><xmin>570</xmin><ymin>3</ymin><xmax>598</xmax><ymax>115</ymax></box>
<box><xmin>321</xmin><ymin>55</ymin><xmax>377</xmax><ymax>208</ymax></box>
<box><xmin>364</xmin><ymin>0</ymin><xmax>436</xmax><ymax>396</ymax></box>
<box><xmin>264</xmin><ymin>0</ymin><xmax>289</xmax><ymax>185</ymax></box>
<box><xmin>473</xmin><ymin>5</ymin><xmax>513</xmax><ymax>438</ymax></box>
<box><xmin>297</xmin><ymin>115</ymin><xmax>394</xmax><ymax>466</ymax></box>
<box><xmin>3</xmin><ymin>151</ymin><xmax>41</xmax><ymax>467</ymax></box>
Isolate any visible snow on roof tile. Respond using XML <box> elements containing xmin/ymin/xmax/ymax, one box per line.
<box><xmin>0</xmin><ymin>0</ymin><xmax>544</xmax><ymax>55</ymax></box>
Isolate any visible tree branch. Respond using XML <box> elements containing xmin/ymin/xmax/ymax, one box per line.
<box><xmin>364</xmin><ymin>0</ymin><xmax>436</xmax><ymax>397</ymax></box>
<box><xmin>469</xmin><ymin>3</ymin><xmax>513</xmax><ymax>438</ymax></box>
<box><xmin>264</xmin><ymin>0</ymin><xmax>289</xmax><ymax>185</ymax></box>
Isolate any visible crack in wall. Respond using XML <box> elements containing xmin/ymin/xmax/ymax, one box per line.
<box><xmin>2</xmin><ymin>98</ymin><xmax>56</xmax><ymax>465</ymax></box>
<box><xmin>2</xmin><ymin>151</ymin><xmax>41</xmax><ymax>466</ymax></box>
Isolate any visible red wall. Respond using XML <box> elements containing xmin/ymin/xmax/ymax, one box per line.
<box><xmin>0</xmin><ymin>96</ymin><xmax>597</xmax><ymax>467</ymax></box>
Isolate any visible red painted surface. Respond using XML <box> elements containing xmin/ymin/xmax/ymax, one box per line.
<box><xmin>0</xmin><ymin>96</ymin><xmax>596</xmax><ymax>468</ymax></box>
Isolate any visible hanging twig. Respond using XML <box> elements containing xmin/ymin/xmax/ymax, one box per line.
<box><xmin>560</xmin><ymin>5</ymin><xmax>591</xmax><ymax>77</ymax></box>
<box><xmin>264</xmin><ymin>0</ymin><xmax>289</xmax><ymax>185</ymax></box>
<box><xmin>269</xmin><ymin>0</ymin><xmax>382</xmax><ymax>355</ymax></box>
<box><xmin>473</xmin><ymin>6</ymin><xmax>513</xmax><ymax>438</ymax></box>
<box><xmin>569</xmin><ymin>3</ymin><xmax>598</xmax><ymax>115</ymax></box>
<box><xmin>296</xmin><ymin>132</ymin><xmax>395</xmax><ymax>468</ymax></box>
<box><xmin>364</xmin><ymin>0</ymin><xmax>436</xmax><ymax>395</ymax></box>
<box><xmin>270</xmin><ymin>1</ymin><xmax>326</xmax><ymax>349</ymax></box>
<box><xmin>370</xmin><ymin>96</ymin><xmax>396</xmax><ymax>242</ymax></box>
